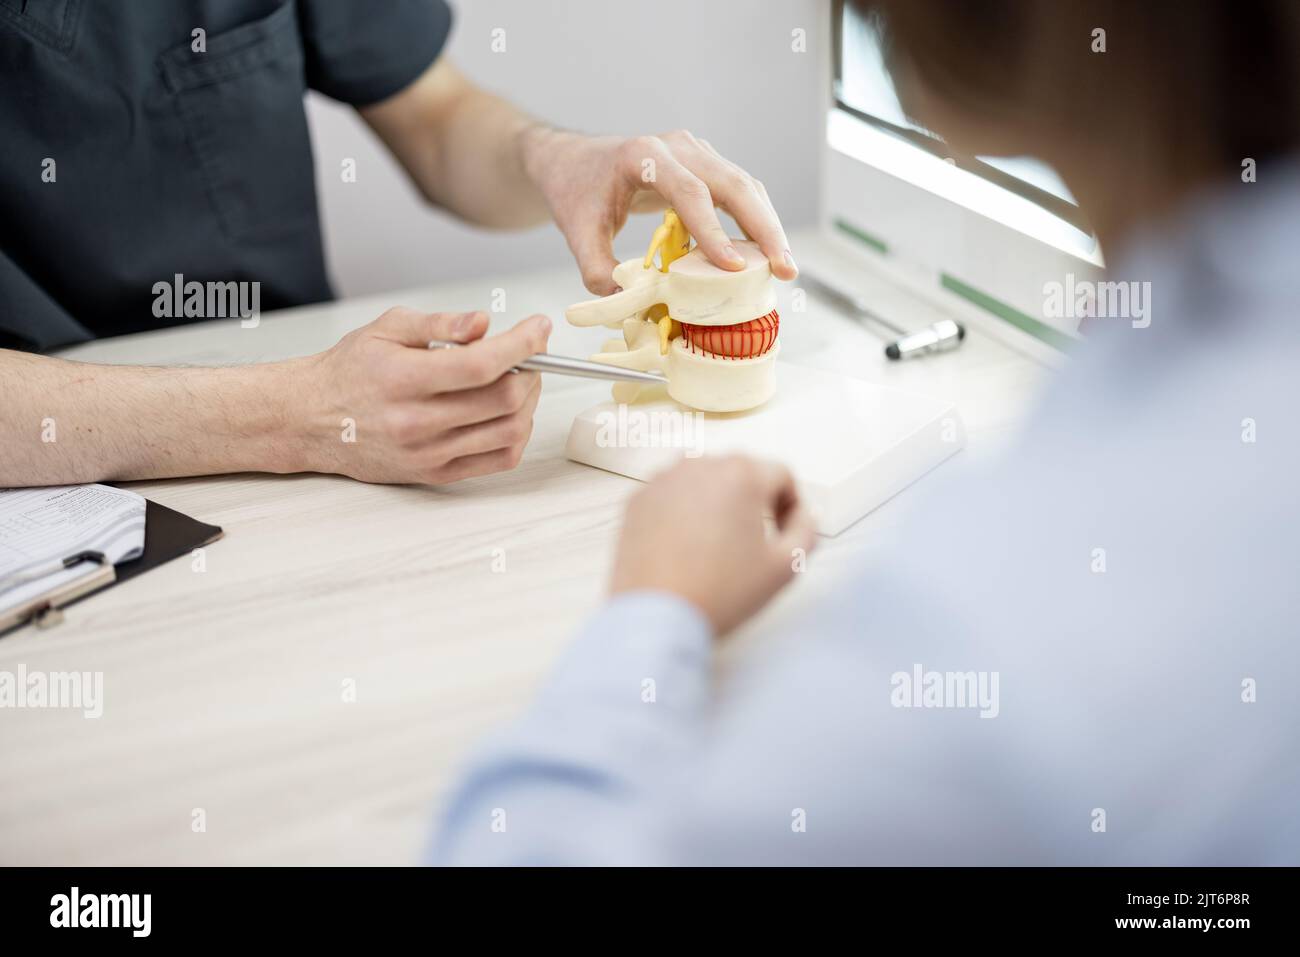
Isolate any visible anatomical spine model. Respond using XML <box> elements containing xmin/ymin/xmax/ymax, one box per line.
<box><xmin>564</xmin><ymin>210</ymin><xmax>781</xmax><ymax>412</ymax></box>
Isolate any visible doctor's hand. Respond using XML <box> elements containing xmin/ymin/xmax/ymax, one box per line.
<box><xmin>295</xmin><ymin>308</ymin><xmax>549</xmax><ymax>485</ymax></box>
<box><xmin>523</xmin><ymin>128</ymin><xmax>799</xmax><ymax>295</ymax></box>
<box><xmin>609</xmin><ymin>455</ymin><xmax>818</xmax><ymax>635</ymax></box>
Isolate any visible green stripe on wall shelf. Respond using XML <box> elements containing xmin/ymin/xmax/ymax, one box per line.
<box><xmin>940</xmin><ymin>273</ymin><xmax>1076</xmax><ymax>353</ymax></box>
<box><xmin>833</xmin><ymin>217</ymin><xmax>888</xmax><ymax>255</ymax></box>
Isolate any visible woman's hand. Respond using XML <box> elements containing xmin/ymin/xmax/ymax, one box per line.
<box><xmin>523</xmin><ymin>127</ymin><xmax>799</xmax><ymax>295</ymax></box>
<box><xmin>609</xmin><ymin>455</ymin><xmax>818</xmax><ymax>634</ymax></box>
<box><xmin>297</xmin><ymin>307</ymin><xmax>550</xmax><ymax>484</ymax></box>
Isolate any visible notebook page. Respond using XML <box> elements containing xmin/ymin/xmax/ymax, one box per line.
<box><xmin>0</xmin><ymin>485</ymin><xmax>146</xmax><ymax>609</ymax></box>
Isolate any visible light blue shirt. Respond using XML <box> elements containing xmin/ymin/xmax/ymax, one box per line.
<box><xmin>429</xmin><ymin>170</ymin><xmax>1300</xmax><ymax>865</ymax></box>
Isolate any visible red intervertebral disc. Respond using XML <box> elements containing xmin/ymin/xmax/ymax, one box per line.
<box><xmin>681</xmin><ymin>310</ymin><xmax>780</xmax><ymax>358</ymax></box>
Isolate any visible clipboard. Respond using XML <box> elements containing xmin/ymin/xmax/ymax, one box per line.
<box><xmin>0</xmin><ymin>498</ymin><xmax>223</xmax><ymax>637</ymax></box>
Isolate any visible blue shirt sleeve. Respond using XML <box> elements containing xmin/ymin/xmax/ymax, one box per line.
<box><xmin>427</xmin><ymin>591</ymin><xmax>713</xmax><ymax>866</ymax></box>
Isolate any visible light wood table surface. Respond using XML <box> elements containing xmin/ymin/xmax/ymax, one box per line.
<box><xmin>0</xmin><ymin>232</ymin><xmax>1051</xmax><ymax>864</ymax></box>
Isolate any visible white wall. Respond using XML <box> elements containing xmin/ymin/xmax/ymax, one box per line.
<box><xmin>306</xmin><ymin>0</ymin><xmax>827</xmax><ymax>298</ymax></box>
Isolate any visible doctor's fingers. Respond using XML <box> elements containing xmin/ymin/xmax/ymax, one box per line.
<box><xmin>620</xmin><ymin>135</ymin><xmax>740</xmax><ymax>272</ymax></box>
<box><xmin>657</xmin><ymin>130</ymin><xmax>795</xmax><ymax>280</ymax></box>
<box><xmin>371</xmin><ymin>373</ymin><xmax>539</xmax><ymax>453</ymax></box>
<box><xmin>426</xmin><ymin>447</ymin><xmax>527</xmax><ymax>485</ymax></box>
<box><xmin>429</xmin><ymin>377</ymin><xmax>542</xmax><ymax>462</ymax></box>
<box><xmin>430</xmin><ymin>370</ymin><xmax>541</xmax><ymax>430</ymax></box>
<box><xmin>414</xmin><ymin>314</ymin><xmax>551</xmax><ymax>394</ymax></box>
<box><xmin>564</xmin><ymin>199</ymin><xmax>627</xmax><ymax>295</ymax></box>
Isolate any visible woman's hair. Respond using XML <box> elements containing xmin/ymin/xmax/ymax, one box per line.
<box><xmin>853</xmin><ymin>0</ymin><xmax>1300</xmax><ymax>179</ymax></box>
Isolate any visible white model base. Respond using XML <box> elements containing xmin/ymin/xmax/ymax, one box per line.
<box><xmin>565</xmin><ymin>363</ymin><xmax>965</xmax><ymax>536</ymax></box>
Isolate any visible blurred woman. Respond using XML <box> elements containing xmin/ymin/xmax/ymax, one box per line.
<box><xmin>432</xmin><ymin>0</ymin><xmax>1300</xmax><ymax>864</ymax></box>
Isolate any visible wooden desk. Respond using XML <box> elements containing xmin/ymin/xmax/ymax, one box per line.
<box><xmin>0</xmin><ymin>233</ymin><xmax>1050</xmax><ymax>864</ymax></box>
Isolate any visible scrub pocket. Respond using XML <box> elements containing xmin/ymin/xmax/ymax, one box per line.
<box><xmin>0</xmin><ymin>0</ymin><xmax>82</xmax><ymax>53</ymax></box>
<box><xmin>158</xmin><ymin>2</ymin><xmax>317</xmax><ymax>241</ymax></box>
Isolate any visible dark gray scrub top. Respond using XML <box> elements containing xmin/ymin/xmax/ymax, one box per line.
<box><xmin>0</xmin><ymin>0</ymin><xmax>452</xmax><ymax>351</ymax></box>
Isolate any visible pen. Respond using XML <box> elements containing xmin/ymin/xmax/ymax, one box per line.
<box><xmin>800</xmin><ymin>271</ymin><xmax>965</xmax><ymax>359</ymax></box>
<box><xmin>426</xmin><ymin>339</ymin><xmax>667</xmax><ymax>385</ymax></box>
<box><xmin>0</xmin><ymin>550</ymin><xmax>107</xmax><ymax>597</ymax></box>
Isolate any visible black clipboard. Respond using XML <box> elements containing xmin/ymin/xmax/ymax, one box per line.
<box><xmin>0</xmin><ymin>498</ymin><xmax>223</xmax><ymax>636</ymax></box>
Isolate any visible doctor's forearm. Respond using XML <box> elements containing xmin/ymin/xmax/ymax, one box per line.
<box><xmin>362</xmin><ymin>60</ymin><xmax>552</xmax><ymax>228</ymax></box>
<box><xmin>0</xmin><ymin>350</ymin><xmax>308</xmax><ymax>486</ymax></box>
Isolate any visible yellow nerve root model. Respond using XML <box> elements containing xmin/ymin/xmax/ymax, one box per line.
<box><xmin>642</xmin><ymin>209</ymin><xmax>691</xmax><ymax>354</ymax></box>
